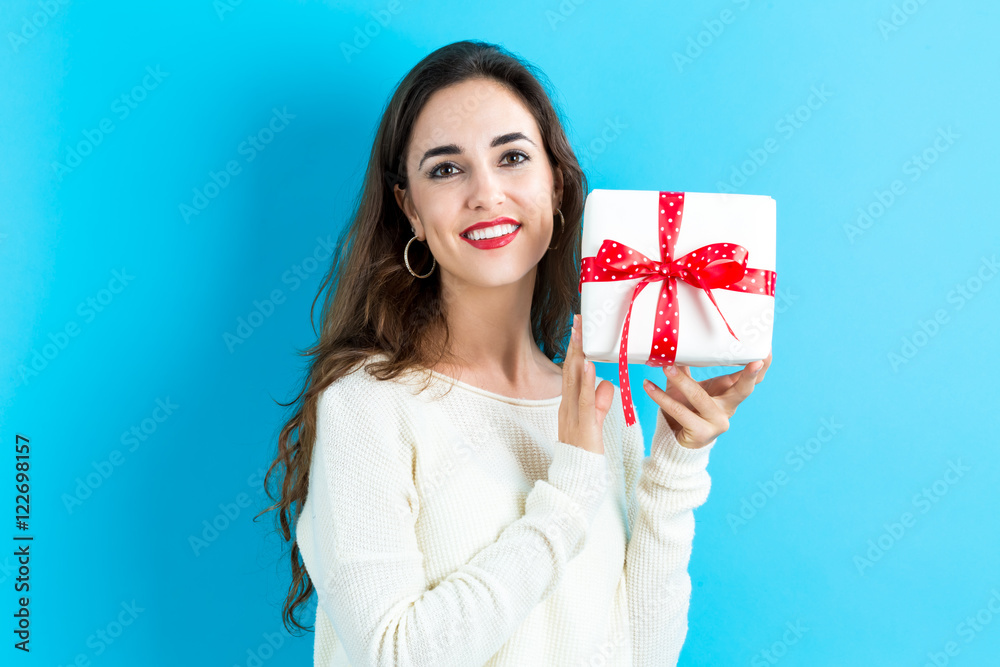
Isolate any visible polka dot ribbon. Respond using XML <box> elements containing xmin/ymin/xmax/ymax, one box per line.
<box><xmin>578</xmin><ymin>192</ymin><xmax>777</xmax><ymax>426</ymax></box>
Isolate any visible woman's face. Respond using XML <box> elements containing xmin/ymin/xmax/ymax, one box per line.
<box><xmin>394</xmin><ymin>77</ymin><xmax>563</xmax><ymax>291</ymax></box>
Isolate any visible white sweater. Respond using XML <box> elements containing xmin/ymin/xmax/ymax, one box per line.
<box><xmin>295</xmin><ymin>352</ymin><xmax>716</xmax><ymax>666</ymax></box>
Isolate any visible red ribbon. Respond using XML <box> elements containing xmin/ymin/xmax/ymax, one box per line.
<box><xmin>579</xmin><ymin>192</ymin><xmax>776</xmax><ymax>426</ymax></box>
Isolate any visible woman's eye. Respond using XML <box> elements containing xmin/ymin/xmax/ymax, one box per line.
<box><xmin>429</xmin><ymin>163</ymin><xmax>457</xmax><ymax>179</ymax></box>
<box><xmin>503</xmin><ymin>150</ymin><xmax>529</xmax><ymax>165</ymax></box>
<box><xmin>428</xmin><ymin>150</ymin><xmax>530</xmax><ymax>179</ymax></box>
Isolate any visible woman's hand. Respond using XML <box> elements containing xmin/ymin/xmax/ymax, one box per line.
<box><xmin>642</xmin><ymin>351</ymin><xmax>772</xmax><ymax>450</ymax></box>
<box><xmin>559</xmin><ymin>314</ymin><xmax>615</xmax><ymax>455</ymax></box>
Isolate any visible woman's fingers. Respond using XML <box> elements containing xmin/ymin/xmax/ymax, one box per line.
<box><xmin>698</xmin><ymin>351</ymin><xmax>771</xmax><ymax>398</ymax></box>
<box><xmin>559</xmin><ymin>313</ymin><xmax>606</xmax><ymax>455</ymax></box>
<box><xmin>664</xmin><ymin>366</ymin><xmax>727</xmax><ymax>428</ymax></box>
<box><xmin>562</xmin><ymin>314</ymin><xmax>582</xmax><ymax>419</ymax></box>
<box><xmin>754</xmin><ymin>350</ymin><xmax>773</xmax><ymax>383</ymax></box>
<box><xmin>574</xmin><ymin>316</ymin><xmax>596</xmax><ymax>425</ymax></box>
<box><xmin>640</xmin><ymin>354</ymin><xmax>772</xmax><ymax>448</ymax></box>
<box><xmin>702</xmin><ymin>370</ymin><xmax>741</xmax><ymax>398</ymax></box>
<box><xmin>645</xmin><ymin>365</ymin><xmax>729</xmax><ymax>448</ymax></box>
<box><xmin>578</xmin><ymin>358</ymin><xmax>595</xmax><ymax>422</ymax></box>
<box><xmin>715</xmin><ymin>357</ymin><xmax>766</xmax><ymax>414</ymax></box>
<box><xmin>572</xmin><ymin>316</ymin><xmax>601</xmax><ymax>423</ymax></box>
<box><xmin>643</xmin><ymin>380</ymin><xmax>717</xmax><ymax>448</ymax></box>
<box><xmin>645</xmin><ymin>380</ymin><xmax>701</xmax><ymax>425</ymax></box>
<box><xmin>594</xmin><ymin>380</ymin><xmax>614</xmax><ymax>424</ymax></box>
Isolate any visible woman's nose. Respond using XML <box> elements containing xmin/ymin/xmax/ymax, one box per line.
<box><xmin>467</xmin><ymin>167</ymin><xmax>505</xmax><ymax>210</ymax></box>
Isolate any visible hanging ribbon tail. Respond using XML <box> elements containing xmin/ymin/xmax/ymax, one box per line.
<box><xmin>616</xmin><ymin>279</ymin><xmax>642</xmax><ymax>427</ymax></box>
<box><xmin>692</xmin><ymin>272</ymin><xmax>739</xmax><ymax>341</ymax></box>
<box><xmin>616</xmin><ymin>276</ymin><xmax>659</xmax><ymax>428</ymax></box>
<box><xmin>682</xmin><ymin>248</ymin><xmax>750</xmax><ymax>341</ymax></box>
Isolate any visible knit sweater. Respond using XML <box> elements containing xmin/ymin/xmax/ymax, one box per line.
<box><xmin>295</xmin><ymin>352</ymin><xmax>716</xmax><ymax>666</ymax></box>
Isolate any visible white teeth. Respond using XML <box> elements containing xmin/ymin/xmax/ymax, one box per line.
<box><xmin>464</xmin><ymin>223</ymin><xmax>520</xmax><ymax>241</ymax></box>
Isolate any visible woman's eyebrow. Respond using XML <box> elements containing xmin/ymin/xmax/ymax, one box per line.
<box><xmin>417</xmin><ymin>132</ymin><xmax>537</xmax><ymax>170</ymax></box>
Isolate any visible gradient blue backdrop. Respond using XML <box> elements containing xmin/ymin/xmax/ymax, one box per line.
<box><xmin>2</xmin><ymin>1</ymin><xmax>998</xmax><ymax>665</ymax></box>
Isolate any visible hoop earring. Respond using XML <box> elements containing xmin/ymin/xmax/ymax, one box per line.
<box><xmin>548</xmin><ymin>208</ymin><xmax>566</xmax><ymax>251</ymax></box>
<box><xmin>404</xmin><ymin>233</ymin><xmax>436</xmax><ymax>278</ymax></box>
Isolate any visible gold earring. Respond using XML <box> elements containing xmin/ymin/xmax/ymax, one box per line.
<box><xmin>404</xmin><ymin>232</ymin><xmax>436</xmax><ymax>278</ymax></box>
<box><xmin>548</xmin><ymin>208</ymin><xmax>565</xmax><ymax>251</ymax></box>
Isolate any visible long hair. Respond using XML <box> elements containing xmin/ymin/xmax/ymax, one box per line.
<box><xmin>256</xmin><ymin>39</ymin><xmax>589</xmax><ymax>635</ymax></box>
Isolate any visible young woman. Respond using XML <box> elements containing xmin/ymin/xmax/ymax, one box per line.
<box><xmin>261</xmin><ymin>39</ymin><xmax>771</xmax><ymax>667</ymax></box>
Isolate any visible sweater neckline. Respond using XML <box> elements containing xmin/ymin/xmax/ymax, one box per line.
<box><xmin>422</xmin><ymin>367</ymin><xmax>563</xmax><ymax>407</ymax></box>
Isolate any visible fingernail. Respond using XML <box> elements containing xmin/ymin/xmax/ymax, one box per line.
<box><xmin>751</xmin><ymin>362</ymin><xmax>761</xmax><ymax>374</ymax></box>
<box><xmin>666</xmin><ymin>364</ymin><xmax>677</xmax><ymax>375</ymax></box>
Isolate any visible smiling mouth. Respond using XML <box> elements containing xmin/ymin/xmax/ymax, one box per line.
<box><xmin>460</xmin><ymin>224</ymin><xmax>522</xmax><ymax>241</ymax></box>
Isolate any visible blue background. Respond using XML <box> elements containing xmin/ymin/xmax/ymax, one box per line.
<box><xmin>2</xmin><ymin>1</ymin><xmax>998</xmax><ymax>665</ymax></box>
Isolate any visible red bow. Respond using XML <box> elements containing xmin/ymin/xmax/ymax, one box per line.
<box><xmin>579</xmin><ymin>192</ymin><xmax>776</xmax><ymax>426</ymax></box>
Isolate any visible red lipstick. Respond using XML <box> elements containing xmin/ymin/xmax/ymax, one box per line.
<box><xmin>460</xmin><ymin>217</ymin><xmax>522</xmax><ymax>249</ymax></box>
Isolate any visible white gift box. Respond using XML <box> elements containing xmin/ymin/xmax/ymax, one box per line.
<box><xmin>579</xmin><ymin>189</ymin><xmax>777</xmax><ymax>369</ymax></box>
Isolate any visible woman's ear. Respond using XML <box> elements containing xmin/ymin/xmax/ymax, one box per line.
<box><xmin>392</xmin><ymin>183</ymin><xmax>407</xmax><ymax>216</ymax></box>
<box><xmin>393</xmin><ymin>184</ymin><xmax>423</xmax><ymax>239</ymax></box>
<box><xmin>553</xmin><ymin>165</ymin><xmax>564</xmax><ymax>210</ymax></box>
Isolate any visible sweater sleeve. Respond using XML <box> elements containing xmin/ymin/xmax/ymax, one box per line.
<box><xmin>620</xmin><ymin>398</ymin><xmax>716</xmax><ymax>667</ymax></box>
<box><xmin>301</xmin><ymin>372</ymin><xmax>610</xmax><ymax>667</ymax></box>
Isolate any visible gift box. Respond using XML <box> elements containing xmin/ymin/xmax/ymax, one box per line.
<box><xmin>578</xmin><ymin>189</ymin><xmax>777</xmax><ymax>426</ymax></box>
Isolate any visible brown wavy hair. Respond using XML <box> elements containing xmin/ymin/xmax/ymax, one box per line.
<box><xmin>255</xmin><ymin>39</ymin><xmax>589</xmax><ymax>635</ymax></box>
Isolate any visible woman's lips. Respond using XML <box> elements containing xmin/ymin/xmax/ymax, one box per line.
<box><xmin>460</xmin><ymin>224</ymin><xmax>522</xmax><ymax>249</ymax></box>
